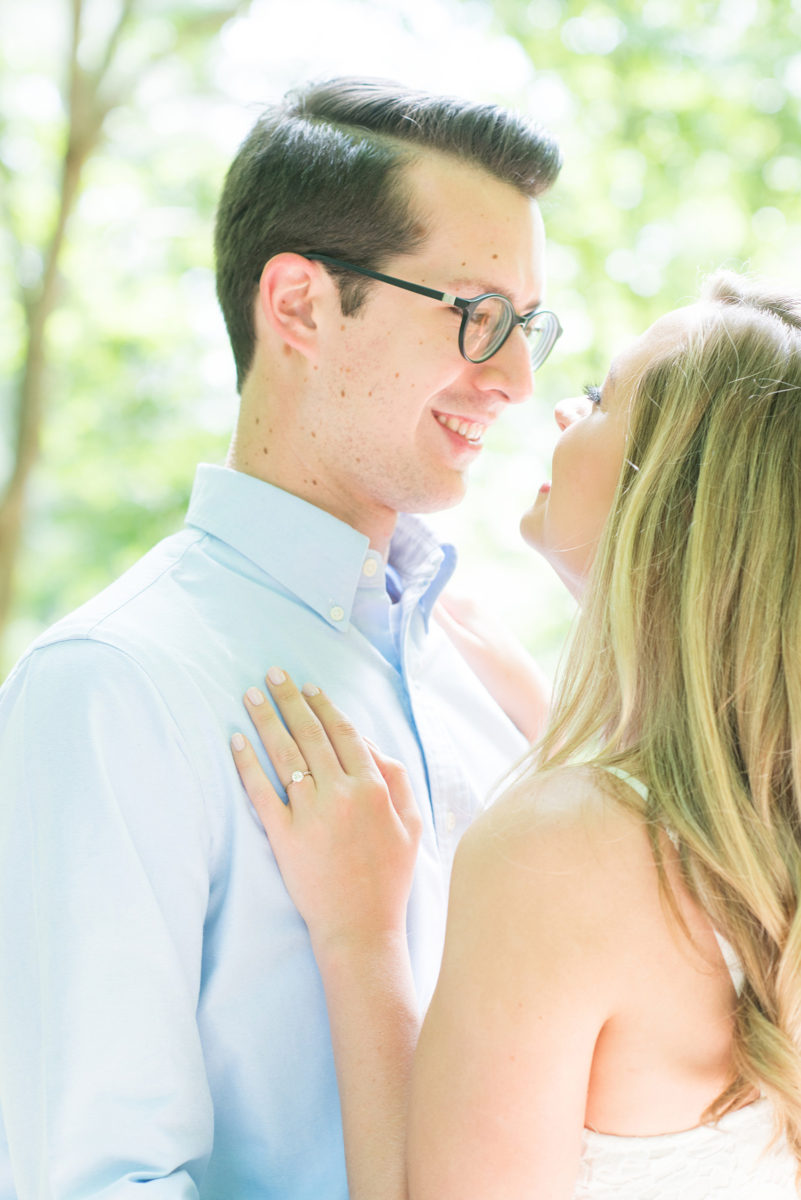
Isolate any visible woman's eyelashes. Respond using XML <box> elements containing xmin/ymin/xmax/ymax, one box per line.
<box><xmin>583</xmin><ymin>384</ymin><xmax>602</xmax><ymax>407</ymax></box>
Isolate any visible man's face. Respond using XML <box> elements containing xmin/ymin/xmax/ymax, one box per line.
<box><xmin>297</xmin><ymin>153</ymin><xmax>548</xmax><ymax>543</ymax></box>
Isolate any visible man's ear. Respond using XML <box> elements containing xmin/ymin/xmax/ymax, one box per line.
<box><xmin>257</xmin><ymin>253</ymin><xmax>331</xmax><ymax>359</ymax></box>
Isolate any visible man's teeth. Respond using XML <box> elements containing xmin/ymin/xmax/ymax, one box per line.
<box><xmin>435</xmin><ymin>414</ymin><xmax>485</xmax><ymax>443</ymax></box>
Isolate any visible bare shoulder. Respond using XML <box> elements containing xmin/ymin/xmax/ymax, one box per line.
<box><xmin>458</xmin><ymin>763</ymin><xmax>650</xmax><ymax>887</ymax></box>
<box><xmin>450</xmin><ymin>764</ymin><xmax>661</xmax><ymax>968</ymax></box>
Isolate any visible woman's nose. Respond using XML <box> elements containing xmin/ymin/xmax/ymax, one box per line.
<box><xmin>554</xmin><ymin>394</ymin><xmax>593</xmax><ymax>431</ymax></box>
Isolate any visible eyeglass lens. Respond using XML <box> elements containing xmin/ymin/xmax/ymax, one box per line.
<box><xmin>462</xmin><ymin>297</ymin><xmax>511</xmax><ymax>361</ymax></box>
<box><xmin>462</xmin><ymin>298</ymin><xmax>558</xmax><ymax>366</ymax></box>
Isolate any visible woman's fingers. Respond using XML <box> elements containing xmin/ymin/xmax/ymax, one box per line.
<box><xmin>242</xmin><ymin>668</ymin><xmax>415</xmax><ymax>836</ymax></box>
<box><xmin>234</xmin><ymin>672</ymin><xmax>421</xmax><ymax>949</ymax></box>
<box><xmin>294</xmin><ymin>687</ymin><xmax>380</xmax><ymax>778</ymax></box>
<box><xmin>262</xmin><ymin>669</ymin><xmax>378</xmax><ymax>781</ymax></box>
<box><xmin>365</xmin><ymin>739</ymin><xmax>422</xmax><ymax>845</ymax></box>
<box><xmin>231</xmin><ymin>731</ymin><xmax>292</xmax><ymax>843</ymax></box>
<box><xmin>244</xmin><ymin>674</ymin><xmax>337</xmax><ymax>787</ymax></box>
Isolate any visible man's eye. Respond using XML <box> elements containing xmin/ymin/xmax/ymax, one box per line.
<box><xmin>583</xmin><ymin>384</ymin><xmax>602</xmax><ymax>406</ymax></box>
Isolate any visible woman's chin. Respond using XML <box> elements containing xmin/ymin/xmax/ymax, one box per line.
<box><xmin>519</xmin><ymin>493</ymin><xmax>548</xmax><ymax>550</ymax></box>
<box><xmin>518</xmin><ymin>521</ymin><xmax>588</xmax><ymax>603</ymax></box>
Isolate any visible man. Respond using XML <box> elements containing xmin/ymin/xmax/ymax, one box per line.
<box><xmin>0</xmin><ymin>79</ymin><xmax>561</xmax><ymax>1198</ymax></box>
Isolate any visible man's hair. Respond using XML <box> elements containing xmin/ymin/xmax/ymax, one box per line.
<box><xmin>214</xmin><ymin>77</ymin><xmax>562</xmax><ymax>391</ymax></box>
<box><xmin>522</xmin><ymin>270</ymin><xmax>801</xmax><ymax>1171</ymax></box>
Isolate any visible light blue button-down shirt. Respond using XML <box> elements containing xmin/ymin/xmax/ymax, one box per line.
<box><xmin>0</xmin><ymin>464</ymin><xmax>526</xmax><ymax>1199</ymax></box>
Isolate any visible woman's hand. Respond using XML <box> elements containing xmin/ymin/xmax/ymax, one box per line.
<box><xmin>231</xmin><ymin>669</ymin><xmax>422</xmax><ymax>956</ymax></box>
<box><xmin>234</xmin><ymin>670</ymin><xmax>421</xmax><ymax>1200</ymax></box>
<box><xmin>434</xmin><ymin>591</ymin><xmax>551</xmax><ymax>743</ymax></box>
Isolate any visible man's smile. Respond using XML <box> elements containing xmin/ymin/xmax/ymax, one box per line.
<box><xmin>433</xmin><ymin>411</ymin><xmax>487</xmax><ymax>445</ymax></box>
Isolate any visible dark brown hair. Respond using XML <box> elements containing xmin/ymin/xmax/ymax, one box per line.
<box><xmin>214</xmin><ymin>77</ymin><xmax>561</xmax><ymax>390</ymax></box>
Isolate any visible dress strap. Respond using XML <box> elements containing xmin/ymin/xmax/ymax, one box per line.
<box><xmin>601</xmin><ymin>764</ymin><xmax>649</xmax><ymax>803</ymax></box>
<box><xmin>712</xmin><ymin>931</ymin><xmax>745</xmax><ymax>995</ymax></box>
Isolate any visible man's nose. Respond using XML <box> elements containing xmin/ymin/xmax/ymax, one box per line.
<box><xmin>474</xmin><ymin>327</ymin><xmax>535</xmax><ymax>405</ymax></box>
<box><xmin>554</xmin><ymin>394</ymin><xmax>593</xmax><ymax>431</ymax></box>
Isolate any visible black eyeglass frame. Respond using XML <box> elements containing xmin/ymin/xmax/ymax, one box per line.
<box><xmin>305</xmin><ymin>253</ymin><xmax>562</xmax><ymax>368</ymax></box>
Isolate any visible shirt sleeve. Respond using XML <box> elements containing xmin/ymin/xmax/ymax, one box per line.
<box><xmin>0</xmin><ymin>638</ymin><xmax>214</xmax><ymax>1198</ymax></box>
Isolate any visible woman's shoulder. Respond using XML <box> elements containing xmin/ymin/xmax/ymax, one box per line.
<box><xmin>452</xmin><ymin>763</ymin><xmax>667</xmax><ymax>965</ymax></box>
<box><xmin>461</xmin><ymin>762</ymin><xmax>651</xmax><ymax>874</ymax></box>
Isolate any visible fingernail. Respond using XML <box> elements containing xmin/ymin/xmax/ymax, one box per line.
<box><xmin>231</xmin><ymin>732</ymin><xmax>246</xmax><ymax>751</ymax></box>
<box><xmin>266</xmin><ymin>667</ymin><xmax>286</xmax><ymax>686</ymax></box>
<box><xmin>246</xmin><ymin>686</ymin><xmax>265</xmax><ymax>705</ymax></box>
<box><xmin>301</xmin><ymin>683</ymin><xmax>320</xmax><ymax>697</ymax></box>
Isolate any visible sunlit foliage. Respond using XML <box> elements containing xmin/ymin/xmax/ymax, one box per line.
<box><xmin>1</xmin><ymin>0</ymin><xmax>799</xmax><ymax>676</ymax></box>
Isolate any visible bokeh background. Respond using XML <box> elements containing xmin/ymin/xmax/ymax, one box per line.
<box><xmin>2</xmin><ymin>0</ymin><xmax>800</xmax><ymax>679</ymax></box>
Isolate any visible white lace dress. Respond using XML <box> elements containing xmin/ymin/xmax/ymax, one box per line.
<box><xmin>572</xmin><ymin>769</ymin><xmax>800</xmax><ymax>1198</ymax></box>
<box><xmin>574</xmin><ymin>1099</ymin><xmax>797</xmax><ymax>1198</ymax></box>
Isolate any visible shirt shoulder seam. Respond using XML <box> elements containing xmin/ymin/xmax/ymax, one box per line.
<box><xmin>21</xmin><ymin>632</ymin><xmax>216</xmax><ymax>862</ymax></box>
<box><xmin>80</xmin><ymin>528</ymin><xmax>207</xmax><ymax>639</ymax></box>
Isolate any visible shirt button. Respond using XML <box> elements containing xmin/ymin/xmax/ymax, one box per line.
<box><xmin>362</xmin><ymin>558</ymin><xmax>378</xmax><ymax>577</ymax></box>
<box><xmin>445</xmin><ymin>811</ymin><xmax>457</xmax><ymax>832</ymax></box>
<box><xmin>330</xmin><ymin>605</ymin><xmax>345</xmax><ymax>622</ymax></box>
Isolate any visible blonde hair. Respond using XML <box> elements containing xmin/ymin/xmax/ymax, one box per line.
<box><xmin>531</xmin><ymin>271</ymin><xmax>801</xmax><ymax>1158</ymax></box>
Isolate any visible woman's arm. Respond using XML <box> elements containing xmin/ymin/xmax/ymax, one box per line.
<box><xmin>313</xmin><ymin>932</ymin><xmax>418</xmax><ymax>1200</ymax></box>
<box><xmin>406</xmin><ymin>781</ymin><xmax>613</xmax><ymax>1198</ymax></box>
<box><xmin>232</xmin><ymin>671</ymin><xmax>420</xmax><ymax>1200</ymax></box>
<box><xmin>434</xmin><ymin>592</ymin><xmax>551</xmax><ymax>742</ymax></box>
<box><xmin>233</xmin><ymin>676</ymin><xmax>612</xmax><ymax>1200</ymax></box>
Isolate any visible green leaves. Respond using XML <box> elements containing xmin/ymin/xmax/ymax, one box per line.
<box><xmin>2</xmin><ymin>0</ymin><xmax>800</xmax><ymax>674</ymax></box>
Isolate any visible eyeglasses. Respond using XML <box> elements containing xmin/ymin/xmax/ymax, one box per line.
<box><xmin>306</xmin><ymin>253</ymin><xmax>562</xmax><ymax>370</ymax></box>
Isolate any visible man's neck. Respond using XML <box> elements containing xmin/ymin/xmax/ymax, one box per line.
<box><xmin>225</xmin><ymin>439</ymin><xmax>396</xmax><ymax>558</ymax></box>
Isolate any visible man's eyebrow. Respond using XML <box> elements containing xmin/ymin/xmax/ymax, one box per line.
<box><xmin>447</xmin><ymin>277</ymin><xmax>543</xmax><ymax>311</ymax></box>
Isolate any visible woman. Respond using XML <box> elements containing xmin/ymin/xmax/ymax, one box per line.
<box><xmin>231</xmin><ymin>271</ymin><xmax>801</xmax><ymax>1197</ymax></box>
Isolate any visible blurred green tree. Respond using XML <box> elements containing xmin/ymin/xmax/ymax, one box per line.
<box><xmin>1</xmin><ymin>0</ymin><xmax>800</xmax><ymax>678</ymax></box>
<box><xmin>428</xmin><ymin>0</ymin><xmax>801</xmax><ymax>673</ymax></box>
<box><xmin>485</xmin><ymin>0</ymin><xmax>801</xmax><ymax>356</ymax></box>
<box><xmin>0</xmin><ymin>0</ymin><xmax>247</xmax><ymax>672</ymax></box>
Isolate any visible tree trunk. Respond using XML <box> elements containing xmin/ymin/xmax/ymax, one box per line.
<box><xmin>0</xmin><ymin>0</ymin><xmax>245</xmax><ymax>668</ymax></box>
<box><xmin>0</xmin><ymin>0</ymin><xmax>122</xmax><ymax>662</ymax></box>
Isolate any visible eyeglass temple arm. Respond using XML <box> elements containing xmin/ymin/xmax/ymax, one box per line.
<box><xmin>305</xmin><ymin>253</ymin><xmax>465</xmax><ymax>309</ymax></box>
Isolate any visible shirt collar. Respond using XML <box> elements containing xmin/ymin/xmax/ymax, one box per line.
<box><xmin>185</xmin><ymin>465</ymin><xmax>456</xmax><ymax>631</ymax></box>
<box><xmin>386</xmin><ymin>513</ymin><xmax>457</xmax><ymax>626</ymax></box>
